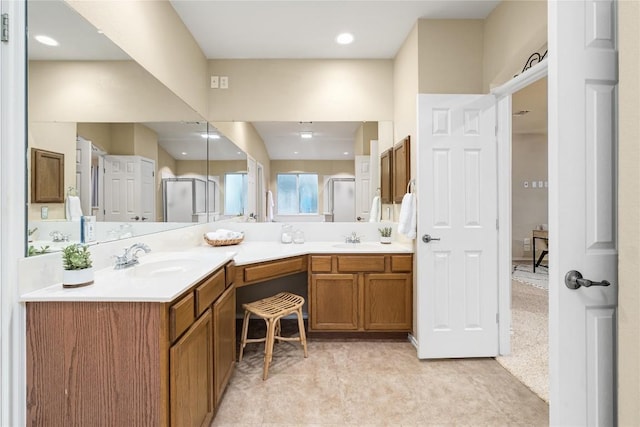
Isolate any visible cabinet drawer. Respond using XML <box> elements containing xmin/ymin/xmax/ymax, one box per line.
<box><xmin>243</xmin><ymin>256</ymin><xmax>306</xmax><ymax>283</ymax></box>
<box><xmin>195</xmin><ymin>269</ymin><xmax>225</xmax><ymax>316</ymax></box>
<box><xmin>225</xmin><ymin>262</ymin><xmax>236</xmax><ymax>287</ymax></box>
<box><xmin>337</xmin><ymin>255</ymin><xmax>385</xmax><ymax>272</ymax></box>
<box><xmin>391</xmin><ymin>255</ymin><xmax>412</xmax><ymax>272</ymax></box>
<box><xmin>170</xmin><ymin>293</ymin><xmax>195</xmax><ymax>342</ymax></box>
<box><xmin>310</xmin><ymin>256</ymin><xmax>332</xmax><ymax>272</ymax></box>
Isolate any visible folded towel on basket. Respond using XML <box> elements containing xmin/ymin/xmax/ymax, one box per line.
<box><xmin>369</xmin><ymin>195</ymin><xmax>381</xmax><ymax>223</ymax></box>
<box><xmin>206</xmin><ymin>229</ymin><xmax>243</xmax><ymax>241</ymax></box>
<box><xmin>397</xmin><ymin>193</ymin><xmax>416</xmax><ymax>239</ymax></box>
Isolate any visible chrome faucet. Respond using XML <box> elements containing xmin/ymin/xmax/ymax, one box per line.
<box><xmin>49</xmin><ymin>231</ymin><xmax>69</xmax><ymax>242</ymax></box>
<box><xmin>345</xmin><ymin>232</ymin><xmax>361</xmax><ymax>244</ymax></box>
<box><xmin>114</xmin><ymin>243</ymin><xmax>151</xmax><ymax>270</ymax></box>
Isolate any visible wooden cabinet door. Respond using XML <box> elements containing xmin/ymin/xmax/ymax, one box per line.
<box><xmin>310</xmin><ymin>274</ymin><xmax>359</xmax><ymax>330</ymax></box>
<box><xmin>170</xmin><ymin>309</ymin><xmax>214</xmax><ymax>427</ymax></box>
<box><xmin>380</xmin><ymin>149</ymin><xmax>393</xmax><ymax>204</ymax></box>
<box><xmin>364</xmin><ymin>273</ymin><xmax>412</xmax><ymax>331</ymax></box>
<box><xmin>393</xmin><ymin>136</ymin><xmax>410</xmax><ymax>203</ymax></box>
<box><xmin>213</xmin><ymin>285</ymin><xmax>236</xmax><ymax>408</ymax></box>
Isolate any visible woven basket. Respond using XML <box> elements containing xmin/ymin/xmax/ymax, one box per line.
<box><xmin>203</xmin><ymin>233</ymin><xmax>244</xmax><ymax>247</ymax></box>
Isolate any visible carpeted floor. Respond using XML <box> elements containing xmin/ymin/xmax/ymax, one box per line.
<box><xmin>512</xmin><ymin>263</ymin><xmax>549</xmax><ymax>290</ymax></box>
<box><xmin>496</xmin><ymin>277</ymin><xmax>549</xmax><ymax>402</ymax></box>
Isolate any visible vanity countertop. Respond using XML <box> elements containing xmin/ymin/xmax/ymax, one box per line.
<box><xmin>191</xmin><ymin>240</ymin><xmax>414</xmax><ymax>266</ymax></box>
<box><xmin>20</xmin><ymin>241</ymin><xmax>413</xmax><ymax>303</ymax></box>
<box><xmin>20</xmin><ymin>249</ymin><xmax>236</xmax><ymax>303</ymax></box>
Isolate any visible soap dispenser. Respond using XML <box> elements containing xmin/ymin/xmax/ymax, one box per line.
<box><xmin>280</xmin><ymin>224</ymin><xmax>293</xmax><ymax>244</ymax></box>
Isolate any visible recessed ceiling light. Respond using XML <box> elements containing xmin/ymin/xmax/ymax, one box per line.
<box><xmin>201</xmin><ymin>133</ymin><xmax>221</xmax><ymax>139</ymax></box>
<box><xmin>237</xmin><ymin>151</ymin><xmax>242</xmax><ymax>155</ymax></box>
<box><xmin>343</xmin><ymin>151</ymin><xmax>349</xmax><ymax>155</ymax></box>
<box><xmin>336</xmin><ymin>32</ymin><xmax>354</xmax><ymax>45</ymax></box>
<box><xmin>34</xmin><ymin>35</ymin><xmax>59</xmax><ymax>47</ymax></box>
<box><xmin>300</xmin><ymin>131</ymin><xmax>313</xmax><ymax>139</ymax></box>
<box><xmin>181</xmin><ymin>152</ymin><xmax>187</xmax><ymax>156</ymax></box>
<box><xmin>294</xmin><ymin>151</ymin><xmax>299</xmax><ymax>154</ymax></box>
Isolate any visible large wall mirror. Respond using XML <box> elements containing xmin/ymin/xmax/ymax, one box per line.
<box><xmin>26</xmin><ymin>0</ymin><xmax>247</xmax><ymax>253</ymax></box>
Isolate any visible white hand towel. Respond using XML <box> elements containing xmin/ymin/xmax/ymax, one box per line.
<box><xmin>397</xmin><ymin>193</ymin><xmax>416</xmax><ymax>239</ymax></box>
<box><xmin>65</xmin><ymin>195</ymin><xmax>83</xmax><ymax>221</ymax></box>
<box><xmin>369</xmin><ymin>195</ymin><xmax>381</xmax><ymax>222</ymax></box>
<box><xmin>267</xmin><ymin>190</ymin><xmax>275</xmax><ymax>222</ymax></box>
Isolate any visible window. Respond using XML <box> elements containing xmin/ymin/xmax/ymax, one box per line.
<box><xmin>224</xmin><ymin>173</ymin><xmax>247</xmax><ymax>215</ymax></box>
<box><xmin>277</xmin><ymin>173</ymin><xmax>318</xmax><ymax>214</ymax></box>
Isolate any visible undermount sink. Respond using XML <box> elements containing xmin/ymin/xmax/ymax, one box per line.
<box><xmin>332</xmin><ymin>243</ymin><xmax>385</xmax><ymax>249</ymax></box>
<box><xmin>126</xmin><ymin>258</ymin><xmax>201</xmax><ymax>277</ymax></box>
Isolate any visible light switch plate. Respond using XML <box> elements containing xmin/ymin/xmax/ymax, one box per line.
<box><xmin>41</xmin><ymin>206</ymin><xmax>48</xmax><ymax>219</ymax></box>
<box><xmin>220</xmin><ymin>76</ymin><xmax>229</xmax><ymax>89</ymax></box>
<box><xmin>524</xmin><ymin>181</ymin><xmax>529</xmax><ymax>188</ymax></box>
<box><xmin>210</xmin><ymin>76</ymin><xmax>219</xmax><ymax>89</ymax></box>
<box><xmin>538</xmin><ymin>181</ymin><xmax>543</xmax><ymax>188</ymax></box>
<box><xmin>532</xmin><ymin>181</ymin><xmax>537</xmax><ymax>188</ymax></box>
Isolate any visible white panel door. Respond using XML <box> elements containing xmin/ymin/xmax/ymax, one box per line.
<box><xmin>246</xmin><ymin>155</ymin><xmax>256</xmax><ymax>217</ymax></box>
<box><xmin>75</xmin><ymin>138</ymin><xmax>92</xmax><ymax>216</ymax></box>
<box><xmin>416</xmin><ymin>94</ymin><xmax>498</xmax><ymax>359</ymax></box>
<box><xmin>354</xmin><ymin>155</ymin><xmax>371</xmax><ymax>221</ymax></box>
<box><xmin>140</xmin><ymin>158</ymin><xmax>155</xmax><ymax>221</ymax></box>
<box><xmin>103</xmin><ymin>155</ymin><xmax>148</xmax><ymax>222</ymax></box>
<box><xmin>548</xmin><ymin>1</ymin><xmax>618</xmax><ymax>424</ymax></box>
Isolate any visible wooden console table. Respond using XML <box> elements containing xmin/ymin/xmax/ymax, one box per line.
<box><xmin>532</xmin><ymin>229</ymin><xmax>548</xmax><ymax>272</ymax></box>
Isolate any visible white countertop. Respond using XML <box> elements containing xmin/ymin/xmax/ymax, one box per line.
<box><xmin>21</xmin><ymin>241</ymin><xmax>413</xmax><ymax>303</ymax></box>
<box><xmin>193</xmin><ymin>240</ymin><xmax>413</xmax><ymax>265</ymax></box>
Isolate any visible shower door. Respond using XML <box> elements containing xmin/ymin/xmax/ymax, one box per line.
<box><xmin>331</xmin><ymin>178</ymin><xmax>355</xmax><ymax>222</ymax></box>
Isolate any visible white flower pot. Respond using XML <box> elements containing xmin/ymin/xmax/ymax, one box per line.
<box><xmin>380</xmin><ymin>236</ymin><xmax>392</xmax><ymax>244</ymax></box>
<box><xmin>63</xmin><ymin>267</ymin><xmax>94</xmax><ymax>288</ymax></box>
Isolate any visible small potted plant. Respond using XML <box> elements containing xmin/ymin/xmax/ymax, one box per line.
<box><xmin>61</xmin><ymin>244</ymin><xmax>94</xmax><ymax>288</ymax></box>
<box><xmin>378</xmin><ymin>226</ymin><xmax>392</xmax><ymax>244</ymax></box>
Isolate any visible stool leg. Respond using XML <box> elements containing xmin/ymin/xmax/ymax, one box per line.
<box><xmin>263</xmin><ymin>318</ymin><xmax>277</xmax><ymax>380</ymax></box>
<box><xmin>238</xmin><ymin>310</ymin><xmax>251</xmax><ymax>362</ymax></box>
<box><xmin>296</xmin><ymin>307</ymin><xmax>308</xmax><ymax>358</ymax></box>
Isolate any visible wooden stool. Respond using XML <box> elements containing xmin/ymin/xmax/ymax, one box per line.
<box><xmin>238</xmin><ymin>292</ymin><xmax>308</xmax><ymax>380</ymax></box>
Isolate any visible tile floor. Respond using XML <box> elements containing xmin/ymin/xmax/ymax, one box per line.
<box><xmin>212</xmin><ymin>337</ymin><xmax>549</xmax><ymax>426</ymax></box>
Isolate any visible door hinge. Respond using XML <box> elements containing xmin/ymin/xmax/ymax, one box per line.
<box><xmin>494</xmin><ymin>125</ymin><xmax>498</xmax><ymax>137</ymax></box>
<box><xmin>496</xmin><ymin>218</ymin><xmax>499</xmax><ymax>230</ymax></box>
<box><xmin>496</xmin><ymin>313</ymin><xmax>499</xmax><ymax>323</ymax></box>
<box><xmin>1</xmin><ymin>14</ymin><xmax>9</xmax><ymax>42</ymax></box>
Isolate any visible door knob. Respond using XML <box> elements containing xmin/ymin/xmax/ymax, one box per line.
<box><xmin>131</xmin><ymin>216</ymin><xmax>140</xmax><ymax>221</ymax></box>
<box><xmin>141</xmin><ymin>217</ymin><xmax>148</xmax><ymax>221</ymax></box>
<box><xmin>422</xmin><ymin>234</ymin><xmax>441</xmax><ymax>243</ymax></box>
<box><xmin>564</xmin><ymin>270</ymin><xmax>611</xmax><ymax>290</ymax></box>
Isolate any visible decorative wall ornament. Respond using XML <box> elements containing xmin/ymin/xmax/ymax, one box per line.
<box><xmin>514</xmin><ymin>50</ymin><xmax>548</xmax><ymax>78</ymax></box>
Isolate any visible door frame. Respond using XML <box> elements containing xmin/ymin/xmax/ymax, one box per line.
<box><xmin>491</xmin><ymin>60</ymin><xmax>549</xmax><ymax>355</ymax></box>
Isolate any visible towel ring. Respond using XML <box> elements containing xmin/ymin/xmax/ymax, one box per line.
<box><xmin>406</xmin><ymin>179</ymin><xmax>416</xmax><ymax>194</ymax></box>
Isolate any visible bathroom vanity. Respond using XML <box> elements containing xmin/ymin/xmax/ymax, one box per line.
<box><xmin>25</xmin><ymin>252</ymin><xmax>236</xmax><ymax>427</ymax></box>
<box><xmin>23</xmin><ymin>238</ymin><xmax>413</xmax><ymax>426</ymax></box>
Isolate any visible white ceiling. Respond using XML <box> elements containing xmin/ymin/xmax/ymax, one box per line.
<box><xmin>27</xmin><ymin>0</ymin><xmax>551</xmax><ymax>162</ymax></box>
<box><xmin>170</xmin><ymin>1</ymin><xmax>501</xmax><ymax>59</ymax></box>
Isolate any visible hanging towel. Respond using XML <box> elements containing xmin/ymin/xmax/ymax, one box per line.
<box><xmin>397</xmin><ymin>193</ymin><xmax>416</xmax><ymax>239</ymax></box>
<box><xmin>369</xmin><ymin>195</ymin><xmax>381</xmax><ymax>222</ymax></box>
<box><xmin>266</xmin><ymin>190</ymin><xmax>275</xmax><ymax>222</ymax></box>
<box><xmin>65</xmin><ymin>195</ymin><xmax>83</xmax><ymax>221</ymax></box>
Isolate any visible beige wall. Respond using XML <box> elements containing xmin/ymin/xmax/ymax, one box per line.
<box><xmin>270</xmin><ymin>160</ymin><xmax>354</xmax><ymax>215</ymax></box>
<box><xmin>27</xmin><ymin>122</ymin><xmax>77</xmax><ymax>220</ymax></box>
<box><xmin>76</xmin><ymin>123</ymin><xmax>112</xmax><ymax>153</ymax></box>
<box><xmin>418</xmin><ymin>19</ymin><xmax>484</xmax><ymax>94</ymax></box>
<box><xmin>483</xmin><ymin>0</ymin><xmax>547</xmax><ymax>91</ymax></box>
<box><xmin>511</xmin><ymin>133</ymin><xmax>548</xmax><ymax>259</ymax></box>
<box><xmin>67</xmin><ymin>0</ymin><xmax>209</xmax><ymax>117</ymax></box>
<box><xmin>29</xmin><ymin>61</ymin><xmax>202</xmax><ymax>123</ymax></box>
<box><xmin>618</xmin><ymin>0</ymin><xmax>640</xmax><ymax>423</ymax></box>
<box><xmin>208</xmin><ymin>59</ymin><xmax>393</xmax><ymax>122</ymax></box>
<box><xmin>354</xmin><ymin>122</ymin><xmax>378</xmax><ymax>156</ymax></box>
<box><xmin>212</xmin><ymin>121</ymin><xmax>271</xmax><ymax>189</ymax></box>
